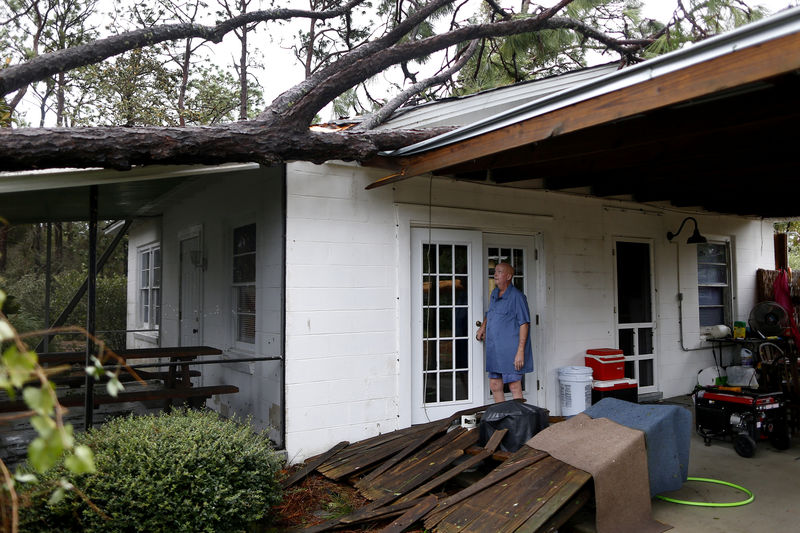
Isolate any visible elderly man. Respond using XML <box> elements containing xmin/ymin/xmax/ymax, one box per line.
<box><xmin>476</xmin><ymin>262</ymin><xmax>533</xmax><ymax>402</ymax></box>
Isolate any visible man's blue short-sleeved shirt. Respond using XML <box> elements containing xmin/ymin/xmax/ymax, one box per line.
<box><xmin>485</xmin><ymin>284</ymin><xmax>533</xmax><ymax>374</ymax></box>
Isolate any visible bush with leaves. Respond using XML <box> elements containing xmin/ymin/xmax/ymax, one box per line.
<box><xmin>18</xmin><ymin>409</ymin><xmax>283</xmax><ymax>533</ymax></box>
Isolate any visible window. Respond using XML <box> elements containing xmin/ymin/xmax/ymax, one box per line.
<box><xmin>232</xmin><ymin>224</ymin><xmax>256</xmax><ymax>345</ymax></box>
<box><xmin>139</xmin><ymin>244</ymin><xmax>161</xmax><ymax>329</ymax></box>
<box><xmin>697</xmin><ymin>242</ymin><xmax>731</xmax><ymax>328</ymax></box>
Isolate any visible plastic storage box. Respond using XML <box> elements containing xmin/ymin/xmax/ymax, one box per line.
<box><xmin>585</xmin><ymin>349</ymin><xmax>625</xmax><ymax>381</ymax></box>
<box><xmin>591</xmin><ymin>378</ymin><xmax>638</xmax><ymax>403</ymax></box>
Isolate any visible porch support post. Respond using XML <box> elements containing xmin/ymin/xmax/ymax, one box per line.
<box><xmin>44</xmin><ymin>223</ymin><xmax>51</xmax><ymax>353</ymax></box>
<box><xmin>84</xmin><ymin>186</ymin><xmax>98</xmax><ymax>429</ymax></box>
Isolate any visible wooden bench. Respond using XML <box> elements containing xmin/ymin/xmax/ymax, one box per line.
<box><xmin>0</xmin><ymin>384</ymin><xmax>239</xmax><ymax>413</ymax></box>
<box><xmin>0</xmin><ymin>346</ymin><xmax>236</xmax><ymax>414</ymax></box>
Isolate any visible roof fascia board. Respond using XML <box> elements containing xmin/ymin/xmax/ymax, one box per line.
<box><xmin>0</xmin><ymin>162</ymin><xmax>261</xmax><ymax>194</ymax></box>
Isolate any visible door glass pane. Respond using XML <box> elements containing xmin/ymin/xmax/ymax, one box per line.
<box><xmin>439</xmin><ymin>308</ymin><xmax>452</xmax><ymax>337</ymax></box>
<box><xmin>439</xmin><ymin>341</ymin><xmax>453</xmax><ymax>369</ymax></box>
<box><xmin>616</xmin><ymin>242</ymin><xmax>652</xmax><ymax>323</ymax></box>
<box><xmin>439</xmin><ymin>276</ymin><xmax>453</xmax><ymax>305</ymax></box>
<box><xmin>618</xmin><ymin>329</ymin><xmax>634</xmax><ymax>356</ymax></box>
<box><xmin>456</xmin><ymin>339</ymin><xmax>468</xmax><ymax>368</ymax></box>
<box><xmin>639</xmin><ymin>359</ymin><xmax>654</xmax><ymax>387</ymax></box>
<box><xmin>425</xmin><ymin>374</ymin><xmax>437</xmax><ymax>403</ymax></box>
<box><xmin>423</xmin><ymin>244</ymin><xmax>436</xmax><ymax>273</ymax></box>
<box><xmin>439</xmin><ymin>245</ymin><xmax>452</xmax><ymax>274</ymax></box>
<box><xmin>423</xmin><ymin>341</ymin><xmax>436</xmax><ymax>370</ymax></box>
<box><xmin>638</xmin><ymin>328</ymin><xmax>653</xmax><ymax>355</ymax></box>
<box><xmin>625</xmin><ymin>360</ymin><xmax>635</xmax><ymax>380</ymax></box>
<box><xmin>455</xmin><ymin>276</ymin><xmax>468</xmax><ymax>305</ymax></box>
<box><xmin>455</xmin><ymin>308</ymin><xmax>468</xmax><ymax>337</ymax></box>
<box><xmin>440</xmin><ymin>372</ymin><xmax>453</xmax><ymax>402</ymax></box>
<box><xmin>423</xmin><ymin>276</ymin><xmax>436</xmax><ymax>305</ymax></box>
<box><xmin>513</xmin><ymin>249</ymin><xmax>524</xmax><ymax>274</ymax></box>
<box><xmin>454</xmin><ymin>245</ymin><xmax>468</xmax><ymax>274</ymax></box>
<box><xmin>423</xmin><ymin>308</ymin><xmax>435</xmax><ymax>338</ymax></box>
<box><xmin>455</xmin><ymin>371</ymin><xmax>469</xmax><ymax>400</ymax></box>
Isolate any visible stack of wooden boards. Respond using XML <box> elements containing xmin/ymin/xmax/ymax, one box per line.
<box><xmin>282</xmin><ymin>405</ymin><xmax>592</xmax><ymax>533</ymax></box>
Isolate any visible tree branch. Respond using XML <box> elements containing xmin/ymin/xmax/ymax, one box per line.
<box><xmin>355</xmin><ymin>40</ymin><xmax>479</xmax><ymax>131</ymax></box>
<box><xmin>0</xmin><ymin>122</ymin><xmax>455</xmax><ymax>171</ymax></box>
<box><xmin>282</xmin><ymin>13</ymin><xmax>643</xmax><ymax>126</ymax></box>
<box><xmin>0</xmin><ymin>0</ymin><xmax>367</xmax><ymax>97</ymax></box>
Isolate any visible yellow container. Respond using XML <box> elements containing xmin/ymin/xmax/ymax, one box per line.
<box><xmin>733</xmin><ymin>321</ymin><xmax>746</xmax><ymax>339</ymax></box>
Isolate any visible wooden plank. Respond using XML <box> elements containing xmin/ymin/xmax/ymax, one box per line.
<box><xmin>360</xmin><ymin>428</ymin><xmax>479</xmax><ymax>501</ymax></box>
<box><xmin>366</xmin><ymin>31</ymin><xmax>800</xmax><ymax>189</ymax></box>
<box><xmin>339</xmin><ymin>497</ymin><xmax>430</xmax><ymax>525</ymax></box>
<box><xmin>433</xmin><ymin>455</ymin><xmax>566</xmax><ymax>533</ymax></box>
<box><xmin>354</xmin><ymin>403</ymin><xmax>493</xmax><ymax>489</ymax></box>
<box><xmin>516</xmin><ymin>482</ymin><xmax>593</xmax><ymax>533</ymax></box>
<box><xmin>318</xmin><ymin>432</ymin><xmax>424</xmax><ymax>480</ymax></box>
<box><xmin>379</xmin><ymin>494</ymin><xmax>438</xmax><ymax>533</ymax></box>
<box><xmin>396</xmin><ymin>429</ymin><xmax>508</xmax><ymax>505</ymax></box>
<box><xmin>281</xmin><ymin>441</ymin><xmax>349</xmax><ymax>489</ymax></box>
<box><xmin>423</xmin><ymin>447</ymin><xmax>547</xmax><ymax>529</ymax></box>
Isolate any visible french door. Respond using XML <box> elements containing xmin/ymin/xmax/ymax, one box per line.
<box><xmin>411</xmin><ymin>228</ymin><xmax>484</xmax><ymax>423</ymax></box>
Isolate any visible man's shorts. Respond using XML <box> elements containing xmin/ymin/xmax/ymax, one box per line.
<box><xmin>488</xmin><ymin>371</ymin><xmax>524</xmax><ymax>384</ymax></box>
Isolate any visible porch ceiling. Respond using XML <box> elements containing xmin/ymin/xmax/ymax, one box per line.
<box><xmin>0</xmin><ymin>163</ymin><xmax>260</xmax><ymax>223</ymax></box>
<box><xmin>428</xmin><ymin>72</ymin><xmax>800</xmax><ymax>218</ymax></box>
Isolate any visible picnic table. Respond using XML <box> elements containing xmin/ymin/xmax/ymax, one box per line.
<box><xmin>0</xmin><ymin>346</ymin><xmax>239</xmax><ymax>413</ymax></box>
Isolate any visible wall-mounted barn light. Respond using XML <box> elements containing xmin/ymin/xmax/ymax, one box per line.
<box><xmin>667</xmin><ymin>216</ymin><xmax>707</xmax><ymax>244</ymax></box>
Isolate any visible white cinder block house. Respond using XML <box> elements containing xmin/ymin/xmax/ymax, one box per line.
<box><xmin>4</xmin><ymin>8</ymin><xmax>798</xmax><ymax>462</ymax></box>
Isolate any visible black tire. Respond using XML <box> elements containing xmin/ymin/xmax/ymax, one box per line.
<box><xmin>734</xmin><ymin>434</ymin><xmax>757</xmax><ymax>458</ymax></box>
<box><xmin>769</xmin><ymin>429</ymin><xmax>792</xmax><ymax>450</ymax></box>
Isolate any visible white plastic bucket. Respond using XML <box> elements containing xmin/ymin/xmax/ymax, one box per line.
<box><xmin>558</xmin><ymin>366</ymin><xmax>593</xmax><ymax>416</ymax></box>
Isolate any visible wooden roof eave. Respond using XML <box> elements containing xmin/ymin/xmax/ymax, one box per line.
<box><xmin>366</xmin><ymin>30</ymin><xmax>800</xmax><ymax>191</ymax></box>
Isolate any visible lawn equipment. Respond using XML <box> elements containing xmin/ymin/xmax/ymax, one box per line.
<box><xmin>694</xmin><ymin>387</ymin><xmax>791</xmax><ymax>458</ymax></box>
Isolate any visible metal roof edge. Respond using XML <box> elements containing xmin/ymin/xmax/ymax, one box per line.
<box><xmin>386</xmin><ymin>6</ymin><xmax>800</xmax><ymax>157</ymax></box>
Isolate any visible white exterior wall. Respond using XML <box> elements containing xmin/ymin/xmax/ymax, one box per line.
<box><xmin>126</xmin><ymin>218</ymin><xmax>162</xmax><ymax>349</ymax></box>
<box><xmin>284</xmin><ymin>161</ymin><xmax>399</xmax><ymax>460</ymax></box>
<box><xmin>284</xmin><ymin>164</ymin><xmax>774</xmax><ymax>461</ymax></box>
<box><xmin>127</xmin><ymin>166</ymin><xmax>284</xmax><ymax>444</ymax></box>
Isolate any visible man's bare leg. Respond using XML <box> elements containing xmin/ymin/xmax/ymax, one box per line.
<box><xmin>489</xmin><ymin>377</ymin><xmax>505</xmax><ymax>403</ymax></box>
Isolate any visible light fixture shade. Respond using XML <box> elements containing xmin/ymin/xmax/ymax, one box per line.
<box><xmin>687</xmin><ymin>228</ymin><xmax>708</xmax><ymax>244</ymax></box>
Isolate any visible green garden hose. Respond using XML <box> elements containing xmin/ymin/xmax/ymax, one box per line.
<box><xmin>655</xmin><ymin>477</ymin><xmax>754</xmax><ymax>507</ymax></box>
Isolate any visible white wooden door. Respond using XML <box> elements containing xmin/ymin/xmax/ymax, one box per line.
<box><xmin>614</xmin><ymin>239</ymin><xmax>656</xmax><ymax>394</ymax></box>
<box><xmin>179</xmin><ymin>235</ymin><xmax>203</xmax><ymax>346</ymax></box>
<box><xmin>411</xmin><ymin>228</ymin><xmax>484</xmax><ymax>423</ymax></box>
<box><xmin>482</xmin><ymin>234</ymin><xmax>542</xmax><ymax>405</ymax></box>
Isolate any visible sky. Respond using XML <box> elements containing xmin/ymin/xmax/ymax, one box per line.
<box><xmin>12</xmin><ymin>0</ymin><xmax>799</xmax><ymax>126</ymax></box>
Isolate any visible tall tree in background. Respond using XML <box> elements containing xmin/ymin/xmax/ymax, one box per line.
<box><xmin>217</xmin><ymin>0</ymin><xmax>265</xmax><ymax>120</ymax></box>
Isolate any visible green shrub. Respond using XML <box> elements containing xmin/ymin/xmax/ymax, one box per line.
<box><xmin>19</xmin><ymin>409</ymin><xmax>283</xmax><ymax>532</ymax></box>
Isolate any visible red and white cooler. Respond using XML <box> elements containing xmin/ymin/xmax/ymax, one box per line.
<box><xmin>585</xmin><ymin>348</ymin><xmax>625</xmax><ymax>381</ymax></box>
<box><xmin>591</xmin><ymin>378</ymin><xmax>638</xmax><ymax>404</ymax></box>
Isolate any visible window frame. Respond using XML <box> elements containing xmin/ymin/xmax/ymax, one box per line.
<box><xmin>697</xmin><ymin>240</ymin><xmax>733</xmax><ymax>332</ymax></box>
<box><xmin>231</xmin><ymin>223</ymin><xmax>257</xmax><ymax>352</ymax></box>
<box><xmin>138</xmin><ymin>243</ymin><xmax>161</xmax><ymax>332</ymax></box>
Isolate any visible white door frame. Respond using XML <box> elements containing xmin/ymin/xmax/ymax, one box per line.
<box><xmin>481</xmin><ymin>233</ymin><xmax>544</xmax><ymax>407</ymax></box>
